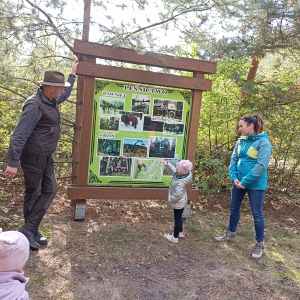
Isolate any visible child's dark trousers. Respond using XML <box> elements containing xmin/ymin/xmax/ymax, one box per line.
<box><xmin>174</xmin><ymin>208</ymin><xmax>184</xmax><ymax>238</ymax></box>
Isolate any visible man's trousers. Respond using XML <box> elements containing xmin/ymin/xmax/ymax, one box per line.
<box><xmin>20</xmin><ymin>153</ymin><xmax>58</xmax><ymax>232</ymax></box>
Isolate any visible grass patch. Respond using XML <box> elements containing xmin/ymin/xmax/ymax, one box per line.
<box><xmin>39</xmin><ymin>223</ymin><xmax>54</xmax><ymax>238</ymax></box>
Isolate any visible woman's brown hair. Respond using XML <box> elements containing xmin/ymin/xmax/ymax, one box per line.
<box><xmin>240</xmin><ymin>115</ymin><xmax>264</xmax><ymax>134</ymax></box>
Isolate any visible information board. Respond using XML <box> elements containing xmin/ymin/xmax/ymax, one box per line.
<box><xmin>88</xmin><ymin>79</ymin><xmax>192</xmax><ymax>186</ymax></box>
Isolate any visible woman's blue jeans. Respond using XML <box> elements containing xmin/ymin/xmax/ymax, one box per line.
<box><xmin>228</xmin><ymin>185</ymin><xmax>265</xmax><ymax>242</ymax></box>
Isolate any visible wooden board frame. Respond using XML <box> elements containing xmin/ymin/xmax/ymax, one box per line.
<box><xmin>69</xmin><ymin>40</ymin><xmax>217</xmax><ymax>203</ymax></box>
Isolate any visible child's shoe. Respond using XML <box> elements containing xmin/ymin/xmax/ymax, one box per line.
<box><xmin>172</xmin><ymin>232</ymin><xmax>185</xmax><ymax>238</ymax></box>
<box><xmin>166</xmin><ymin>234</ymin><xmax>179</xmax><ymax>243</ymax></box>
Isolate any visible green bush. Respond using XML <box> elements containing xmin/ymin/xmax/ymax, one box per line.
<box><xmin>194</xmin><ymin>154</ymin><xmax>231</xmax><ymax>194</ymax></box>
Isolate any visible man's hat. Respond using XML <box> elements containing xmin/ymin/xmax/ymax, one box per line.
<box><xmin>39</xmin><ymin>70</ymin><xmax>70</xmax><ymax>87</ymax></box>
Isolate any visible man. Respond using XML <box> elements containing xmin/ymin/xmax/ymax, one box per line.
<box><xmin>131</xmin><ymin>114</ymin><xmax>138</xmax><ymax>129</ymax></box>
<box><xmin>4</xmin><ymin>60</ymin><xmax>79</xmax><ymax>250</ymax></box>
<box><xmin>138</xmin><ymin>161</ymin><xmax>147</xmax><ymax>172</ymax></box>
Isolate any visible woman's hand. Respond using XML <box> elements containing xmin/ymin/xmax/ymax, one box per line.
<box><xmin>236</xmin><ymin>183</ymin><xmax>245</xmax><ymax>189</ymax></box>
<box><xmin>233</xmin><ymin>179</ymin><xmax>245</xmax><ymax>189</ymax></box>
<box><xmin>233</xmin><ymin>179</ymin><xmax>240</xmax><ymax>188</ymax></box>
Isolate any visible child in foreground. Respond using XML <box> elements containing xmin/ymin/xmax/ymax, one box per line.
<box><xmin>0</xmin><ymin>228</ymin><xmax>30</xmax><ymax>300</ymax></box>
<box><xmin>161</xmin><ymin>160</ymin><xmax>193</xmax><ymax>243</ymax></box>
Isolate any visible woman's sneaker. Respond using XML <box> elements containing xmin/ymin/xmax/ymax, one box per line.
<box><xmin>166</xmin><ymin>234</ymin><xmax>179</xmax><ymax>243</ymax></box>
<box><xmin>215</xmin><ymin>229</ymin><xmax>236</xmax><ymax>242</ymax></box>
<box><xmin>251</xmin><ymin>241</ymin><xmax>265</xmax><ymax>260</ymax></box>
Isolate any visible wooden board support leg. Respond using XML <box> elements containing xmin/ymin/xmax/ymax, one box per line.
<box><xmin>74</xmin><ymin>56</ymin><xmax>96</xmax><ymax>220</ymax></box>
<box><xmin>75</xmin><ymin>199</ymin><xmax>86</xmax><ymax>220</ymax></box>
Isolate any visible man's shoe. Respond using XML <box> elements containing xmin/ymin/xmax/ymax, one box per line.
<box><xmin>35</xmin><ymin>230</ymin><xmax>47</xmax><ymax>245</ymax></box>
<box><xmin>215</xmin><ymin>229</ymin><xmax>236</xmax><ymax>242</ymax></box>
<box><xmin>18</xmin><ymin>227</ymin><xmax>40</xmax><ymax>251</ymax></box>
<box><xmin>251</xmin><ymin>241</ymin><xmax>265</xmax><ymax>260</ymax></box>
<box><xmin>166</xmin><ymin>234</ymin><xmax>179</xmax><ymax>243</ymax></box>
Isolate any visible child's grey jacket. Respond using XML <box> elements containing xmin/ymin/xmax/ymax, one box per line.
<box><xmin>167</xmin><ymin>163</ymin><xmax>193</xmax><ymax>209</ymax></box>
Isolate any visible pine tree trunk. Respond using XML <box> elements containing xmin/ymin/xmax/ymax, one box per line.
<box><xmin>234</xmin><ymin>52</ymin><xmax>260</xmax><ymax>140</ymax></box>
<box><xmin>247</xmin><ymin>52</ymin><xmax>259</xmax><ymax>81</ymax></box>
<box><xmin>241</xmin><ymin>51</ymin><xmax>259</xmax><ymax>101</ymax></box>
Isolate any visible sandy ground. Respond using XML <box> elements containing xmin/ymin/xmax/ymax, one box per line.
<box><xmin>1</xmin><ymin>179</ymin><xmax>300</xmax><ymax>299</ymax></box>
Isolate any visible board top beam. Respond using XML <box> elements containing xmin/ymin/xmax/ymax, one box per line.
<box><xmin>73</xmin><ymin>39</ymin><xmax>217</xmax><ymax>74</ymax></box>
<box><xmin>77</xmin><ymin>62</ymin><xmax>212</xmax><ymax>91</ymax></box>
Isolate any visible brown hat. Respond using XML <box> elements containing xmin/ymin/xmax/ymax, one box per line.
<box><xmin>39</xmin><ymin>70</ymin><xmax>70</xmax><ymax>87</ymax></box>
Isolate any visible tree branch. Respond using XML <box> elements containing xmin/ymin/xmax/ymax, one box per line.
<box><xmin>0</xmin><ymin>73</ymin><xmax>39</xmax><ymax>86</ymax></box>
<box><xmin>62</xmin><ymin>118</ymin><xmax>76</xmax><ymax>126</ymax></box>
<box><xmin>102</xmin><ymin>6</ymin><xmax>213</xmax><ymax>44</ymax></box>
<box><xmin>42</xmin><ymin>55</ymin><xmax>74</xmax><ymax>61</ymax></box>
<box><xmin>66</xmin><ymin>99</ymin><xmax>77</xmax><ymax>104</ymax></box>
<box><xmin>25</xmin><ymin>0</ymin><xmax>74</xmax><ymax>52</ymax></box>
<box><xmin>61</xmin><ymin>120</ymin><xmax>75</xmax><ymax>127</ymax></box>
<box><xmin>0</xmin><ymin>86</ymin><xmax>27</xmax><ymax>100</ymax></box>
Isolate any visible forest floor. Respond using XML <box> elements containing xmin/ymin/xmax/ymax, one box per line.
<box><xmin>1</xmin><ymin>178</ymin><xmax>300</xmax><ymax>300</ymax></box>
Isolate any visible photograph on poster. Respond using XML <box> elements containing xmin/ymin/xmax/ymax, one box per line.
<box><xmin>119</xmin><ymin>110</ymin><xmax>143</xmax><ymax>132</ymax></box>
<box><xmin>163</xmin><ymin>159</ymin><xmax>178</xmax><ymax>176</ymax></box>
<box><xmin>97</xmin><ymin>138</ymin><xmax>121</xmax><ymax>156</ymax></box>
<box><xmin>99</xmin><ymin>156</ymin><xmax>132</xmax><ymax>177</ymax></box>
<box><xmin>163</xmin><ymin>123</ymin><xmax>185</xmax><ymax>136</ymax></box>
<box><xmin>132</xmin><ymin>158</ymin><xmax>162</xmax><ymax>181</ymax></box>
<box><xmin>149</xmin><ymin>136</ymin><xmax>177</xmax><ymax>159</ymax></box>
<box><xmin>100</xmin><ymin>116</ymin><xmax>119</xmax><ymax>131</ymax></box>
<box><xmin>152</xmin><ymin>98</ymin><xmax>184</xmax><ymax>123</ymax></box>
<box><xmin>131</xmin><ymin>94</ymin><xmax>151</xmax><ymax>114</ymax></box>
<box><xmin>143</xmin><ymin>116</ymin><xmax>164</xmax><ymax>132</ymax></box>
<box><xmin>123</xmin><ymin>138</ymin><xmax>148</xmax><ymax>158</ymax></box>
<box><xmin>99</xmin><ymin>97</ymin><xmax>124</xmax><ymax>115</ymax></box>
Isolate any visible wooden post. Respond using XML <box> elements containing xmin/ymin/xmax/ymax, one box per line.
<box><xmin>185</xmin><ymin>71</ymin><xmax>204</xmax><ymax>204</ymax></box>
<box><xmin>186</xmin><ymin>71</ymin><xmax>204</xmax><ymax>166</ymax></box>
<box><xmin>77</xmin><ymin>72</ymin><xmax>96</xmax><ymax>186</ymax></box>
<box><xmin>73</xmin><ymin>0</ymin><xmax>91</xmax><ymax>214</ymax></box>
<box><xmin>74</xmin><ymin>67</ymin><xmax>95</xmax><ymax>219</ymax></box>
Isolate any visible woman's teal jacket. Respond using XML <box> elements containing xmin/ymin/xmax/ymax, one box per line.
<box><xmin>229</xmin><ymin>132</ymin><xmax>273</xmax><ymax>190</ymax></box>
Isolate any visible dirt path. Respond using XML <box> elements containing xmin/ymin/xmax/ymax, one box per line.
<box><xmin>1</xmin><ymin>180</ymin><xmax>300</xmax><ymax>299</ymax></box>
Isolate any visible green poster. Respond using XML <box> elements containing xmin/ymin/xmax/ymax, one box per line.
<box><xmin>88</xmin><ymin>79</ymin><xmax>192</xmax><ymax>186</ymax></box>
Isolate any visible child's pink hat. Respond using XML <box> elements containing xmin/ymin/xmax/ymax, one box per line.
<box><xmin>176</xmin><ymin>160</ymin><xmax>193</xmax><ymax>174</ymax></box>
<box><xmin>0</xmin><ymin>228</ymin><xmax>29</xmax><ymax>272</ymax></box>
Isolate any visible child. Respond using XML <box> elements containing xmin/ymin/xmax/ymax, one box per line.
<box><xmin>0</xmin><ymin>228</ymin><xmax>30</xmax><ymax>299</ymax></box>
<box><xmin>161</xmin><ymin>160</ymin><xmax>193</xmax><ymax>243</ymax></box>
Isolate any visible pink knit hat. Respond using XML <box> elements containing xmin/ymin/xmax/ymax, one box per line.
<box><xmin>176</xmin><ymin>160</ymin><xmax>193</xmax><ymax>175</ymax></box>
<box><xmin>0</xmin><ymin>228</ymin><xmax>29</xmax><ymax>272</ymax></box>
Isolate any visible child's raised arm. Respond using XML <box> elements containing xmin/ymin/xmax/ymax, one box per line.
<box><xmin>161</xmin><ymin>160</ymin><xmax>176</xmax><ymax>174</ymax></box>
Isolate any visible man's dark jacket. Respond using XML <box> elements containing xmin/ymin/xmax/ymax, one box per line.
<box><xmin>7</xmin><ymin>74</ymin><xmax>75</xmax><ymax>167</ymax></box>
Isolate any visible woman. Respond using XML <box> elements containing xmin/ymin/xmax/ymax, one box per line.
<box><xmin>215</xmin><ymin>115</ymin><xmax>273</xmax><ymax>260</ymax></box>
